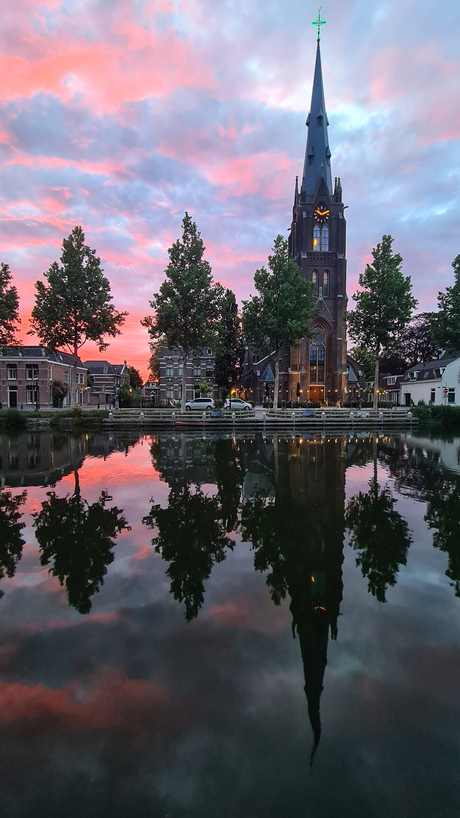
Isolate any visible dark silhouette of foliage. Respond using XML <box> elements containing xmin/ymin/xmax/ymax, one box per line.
<box><xmin>242</xmin><ymin>235</ymin><xmax>317</xmax><ymax>409</ymax></box>
<box><xmin>0</xmin><ymin>490</ymin><xmax>27</xmax><ymax>598</ymax></box>
<box><xmin>143</xmin><ymin>483</ymin><xmax>233</xmax><ymax>621</ymax></box>
<box><xmin>33</xmin><ymin>471</ymin><xmax>130</xmax><ymax>614</ymax></box>
<box><xmin>214</xmin><ymin>288</ymin><xmax>245</xmax><ymax>397</ymax></box>
<box><xmin>431</xmin><ymin>255</ymin><xmax>460</xmax><ymax>354</ymax></box>
<box><xmin>345</xmin><ymin>469</ymin><xmax>412</xmax><ymax>602</ymax></box>
<box><xmin>347</xmin><ymin>235</ymin><xmax>417</xmax><ymax>409</ymax></box>
<box><xmin>0</xmin><ymin>262</ymin><xmax>20</xmax><ymax>346</ymax></box>
<box><xmin>425</xmin><ymin>477</ymin><xmax>460</xmax><ymax>597</ymax></box>
<box><xmin>214</xmin><ymin>438</ymin><xmax>243</xmax><ymax>531</ymax></box>
<box><xmin>143</xmin><ymin>213</ymin><xmax>223</xmax><ymax>412</ymax></box>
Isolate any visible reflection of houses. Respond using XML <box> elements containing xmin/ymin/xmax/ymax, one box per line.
<box><xmin>151</xmin><ymin>434</ymin><xmax>217</xmax><ymax>486</ymax></box>
<box><xmin>158</xmin><ymin>347</ymin><xmax>218</xmax><ymax>405</ymax></box>
<box><xmin>84</xmin><ymin>360</ymin><xmax>129</xmax><ymax>408</ymax></box>
<box><xmin>0</xmin><ymin>432</ymin><xmax>88</xmax><ymax>487</ymax></box>
<box><xmin>400</xmin><ymin>356</ymin><xmax>459</xmax><ymax>407</ymax></box>
<box><xmin>401</xmin><ymin>434</ymin><xmax>460</xmax><ymax>476</ymax></box>
<box><xmin>0</xmin><ymin>346</ymin><xmax>88</xmax><ymax>409</ymax></box>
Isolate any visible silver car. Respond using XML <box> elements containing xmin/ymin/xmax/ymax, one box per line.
<box><xmin>224</xmin><ymin>398</ymin><xmax>252</xmax><ymax>410</ymax></box>
<box><xmin>185</xmin><ymin>397</ymin><xmax>215</xmax><ymax>411</ymax></box>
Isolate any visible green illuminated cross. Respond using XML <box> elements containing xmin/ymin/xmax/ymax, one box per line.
<box><xmin>312</xmin><ymin>7</ymin><xmax>327</xmax><ymax>41</ymax></box>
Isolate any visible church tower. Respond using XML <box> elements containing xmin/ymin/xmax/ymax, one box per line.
<box><xmin>289</xmin><ymin>14</ymin><xmax>347</xmax><ymax>404</ymax></box>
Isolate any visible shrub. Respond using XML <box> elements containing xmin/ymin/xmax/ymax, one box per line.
<box><xmin>0</xmin><ymin>409</ymin><xmax>27</xmax><ymax>428</ymax></box>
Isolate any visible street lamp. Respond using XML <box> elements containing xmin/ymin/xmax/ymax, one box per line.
<box><xmin>228</xmin><ymin>375</ymin><xmax>232</xmax><ymax>410</ymax></box>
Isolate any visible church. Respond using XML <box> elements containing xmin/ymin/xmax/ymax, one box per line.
<box><xmin>243</xmin><ymin>20</ymin><xmax>348</xmax><ymax>406</ymax></box>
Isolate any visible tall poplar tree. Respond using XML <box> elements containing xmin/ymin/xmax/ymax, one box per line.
<box><xmin>347</xmin><ymin>235</ymin><xmax>417</xmax><ymax>410</ymax></box>
<box><xmin>0</xmin><ymin>263</ymin><xmax>20</xmax><ymax>346</ymax></box>
<box><xmin>242</xmin><ymin>235</ymin><xmax>317</xmax><ymax>409</ymax></box>
<box><xmin>143</xmin><ymin>213</ymin><xmax>222</xmax><ymax>412</ymax></box>
<box><xmin>30</xmin><ymin>227</ymin><xmax>127</xmax><ymax>405</ymax></box>
<box><xmin>214</xmin><ymin>288</ymin><xmax>244</xmax><ymax>399</ymax></box>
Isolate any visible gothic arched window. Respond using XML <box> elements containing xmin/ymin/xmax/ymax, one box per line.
<box><xmin>310</xmin><ymin>332</ymin><xmax>326</xmax><ymax>383</ymax></box>
<box><xmin>321</xmin><ymin>224</ymin><xmax>329</xmax><ymax>251</ymax></box>
<box><xmin>312</xmin><ymin>270</ymin><xmax>318</xmax><ymax>291</ymax></box>
<box><xmin>313</xmin><ymin>225</ymin><xmax>320</xmax><ymax>251</ymax></box>
<box><xmin>322</xmin><ymin>271</ymin><xmax>329</xmax><ymax>297</ymax></box>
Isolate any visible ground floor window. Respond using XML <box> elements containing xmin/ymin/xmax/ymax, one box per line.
<box><xmin>26</xmin><ymin>386</ymin><xmax>39</xmax><ymax>404</ymax></box>
<box><xmin>430</xmin><ymin>389</ymin><xmax>436</xmax><ymax>403</ymax></box>
<box><xmin>448</xmin><ymin>388</ymin><xmax>456</xmax><ymax>404</ymax></box>
<box><xmin>166</xmin><ymin>385</ymin><xmax>174</xmax><ymax>400</ymax></box>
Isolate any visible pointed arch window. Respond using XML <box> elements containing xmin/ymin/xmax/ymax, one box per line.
<box><xmin>312</xmin><ymin>270</ymin><xmax>318</xmax><ymax>291</ymax></box>
<box><xmin>313</xmin><ymin>224</ymin><xmax>329</xmax><ymax>251</ymax></box>
<box><xmin>322</xmin><ymin>271</ymin><xmax>329</xmax><ymax>297</ymax></box>
<box><xmin>313</xmin><ymin>225</ymin><xmax>320</xmax><ymax>251</ymax></box>
<box><xmin>310</xmin><ymin>332</ymin><xmax>326</xmax><ymax>383</ymax></box>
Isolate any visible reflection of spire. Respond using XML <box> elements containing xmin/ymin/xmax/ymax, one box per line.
<box><xmin>289</xmin><ymin>566</ymin><xmax>340</xmax><ymax>765</ymax></box>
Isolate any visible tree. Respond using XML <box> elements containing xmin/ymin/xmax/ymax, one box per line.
<box><xmin>431</xmin><ymin>255</ymin><xmax>460</xmax><ymax>354</ymax></box>
<box><xmin>214</xmin><ymin>288</ymin><xmax>245</xmax><ymax>399</ymax></box>
<box><xmin>147</xmin><ymin>336</ymin><xmax>164</xmax><ymax>381</ymax></box>
<box><xmin>143</xmin><ymin>483</ymin><xmax>233</xmax><ymax>621</ymax></box>
<box><xmin>348</xmin><ymin>345</ymin><xmax>375</xmax><ymax>378</ymax></box>
<box><xmin>33</xmin><ymin>470</ymin><xmax>130</xmax><ymax>614</ymax></box>
<box><xmin>29</xmin><ymin>226</ymin><xmax>127</xmax><ymax>405</ymax></box>
<box><xmin>347</xmin><ymin>235</ymin><xmax>417</xmax><ymax>410</ymax></box>
<box><xmin>0</xmin><ymin>262</ymin><xmax>20</xmax><ymax>346</ymax></box>
<box><xmin>126</xmin><ymin>365</ymin><xmax>143</xmax><ymax>390</ymax></box>
<box><xmin>0</xmin><ymin>490</ymin><xmax>26</xmax><ymax>600</ymax></box>
<box><xmin>345</xmin><ymin>446</ymin><xmax>412</xmax><ymax>602</ymax></box>
<box><xmin>425</xmin><ymin>477</ymin><xmax>460</xmax><ymax>597</ymax></box>
<box><xmin>143</xmin><ymin>213</ymin><xmax>222</xmax><ymax>412</ymax></box>
<box><xmin>391</xmin><ymin>312</ymin><xmax>442</xmax><ymax>367</ymax></box>
<box><xmin>242</xmin><ymin>235</ymin><xmax>317</xmax><ymax>409</ymax></box>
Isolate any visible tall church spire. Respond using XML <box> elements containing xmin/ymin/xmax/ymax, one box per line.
<box><xmin>301</xmin><ymin>38</ymin><xmax>332</xmax><ymax>199</ymax></box>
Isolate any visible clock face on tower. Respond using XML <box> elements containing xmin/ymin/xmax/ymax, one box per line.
<box><xmin>314</xmin><ymin>203</ymin><xmax>329</xmax><ymax>224</ymax></box>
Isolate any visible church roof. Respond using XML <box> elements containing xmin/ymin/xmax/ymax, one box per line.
<box><xmin>260</xmin><ymin>364</ymin><xmax>275</xmax><ymax>383</ymax></box>
<box><xmin>301</xmin><ymin>42</ymin><xmax>333</xmax><ymax>199</ymax></box>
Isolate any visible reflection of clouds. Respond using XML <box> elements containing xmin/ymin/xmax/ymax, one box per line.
<box><xmin>1</xmin><ymin>434</ymin><xmax>460</xmax><ymax>813</ymax></box>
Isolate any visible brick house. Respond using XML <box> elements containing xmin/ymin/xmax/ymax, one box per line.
<box><xmin>0</xmin><ymin>347</ymin><xmax>88</xmax><ymax>409</ymax></box>
<box><xmin>84</xmin><ymin>360</ymin><xmax>129</xmax><ymax>408</ymax></box>
<box><xmin>158</xmin><ymin>346</ymin><xmax>218</xmax><ymax>405</ymax></box>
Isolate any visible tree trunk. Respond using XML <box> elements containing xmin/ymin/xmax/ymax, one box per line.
<box><xmin>180</xmin><ymin>353</ymin><xmax>187</xmax><ymax>413</ymax></box>
<box><xmin>273</xmin><ymin>349</ymin><xmax>280</xmax><ymax>410</ymax></box>
<box><xmin>373</xmin><ymin>354</ymin><xmax>380</xmax><ymax>411</ymax></box>
<box><xmin>73</xmin><ymin>343</ymin><xmax>79</xmax><ymax>408</ymax></box>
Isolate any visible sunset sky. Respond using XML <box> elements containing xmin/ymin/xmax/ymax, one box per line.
<box><xmin>1</xmin><ymin>0</ymin><xmax>459</xmax><ymax>378</ymax></box>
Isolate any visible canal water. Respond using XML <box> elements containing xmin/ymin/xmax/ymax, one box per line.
<box><xmin>0</xmin><ymin>429</ymin><xmax>459</xmax><ymax>818</ymax></box>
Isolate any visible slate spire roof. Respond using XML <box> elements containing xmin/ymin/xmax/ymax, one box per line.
<box><xmin>301</xmin><ymin>41</ymin><xmax>333</xmax><ymax>199</ymax></box>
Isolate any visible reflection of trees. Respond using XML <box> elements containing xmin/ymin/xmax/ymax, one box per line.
<box><xmin>345</xmin><ymin>465</ymin><xmax>412</xmax><ymax>603</ymax></box>
<box><xmin>0</xmin><ymin>490</ymin><xmax>27</xmax><ymax>599</ymax></box>
<box><xmin>143</xmin><ymin>484</ymin><xmax>233</xmax><ymax>621</ymax></box>
<box><xmin>425</xmin><ymin>478</ymin><xmax>460</xmax><ymax>597</ymax></box>
<box><xmin>33</xmin><ymin>471</ymin><xmax>130</xmax><ymax>614</ymax></box>
<box><xmin>214</xmin><ymin>438</ymin><xmax>243</xmax><ymax>531</ymax></box>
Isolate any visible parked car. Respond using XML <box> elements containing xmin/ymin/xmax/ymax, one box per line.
<box><xmin>224</xmin><ymin>398</ymin><xmax>252</xmax><ymax>411</ymax></box>
<box><xmin>185</xmin><ymin>397</ymin><xmax>215</xmax><ymax>411</ymax></box>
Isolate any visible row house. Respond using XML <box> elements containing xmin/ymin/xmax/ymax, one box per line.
<box><xmin>84</xmin><ymin>360</ymin><xmax>129</xmax><ymax>408</ymax></box>
<box><xmin>0</xmin><ymin>347</ymin><xmax>88</xmax><ymax>409</ymax></box>
<box><xmin>158</xmin><ymin>346</ymin><xmax>218</xmax><ymax>405</ymax></box>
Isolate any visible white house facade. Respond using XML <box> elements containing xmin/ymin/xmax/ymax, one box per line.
<box><xmin>400</xmin><ymin>356</ymin><xmax>460</xmax><ymax>407</ymax></box>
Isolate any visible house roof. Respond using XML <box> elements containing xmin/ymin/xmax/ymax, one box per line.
<box><xmin>403</xmin><ymin>357</ymin><xmax>458</xmax><ymax>382</ymax></box>
<box><xmin>1</xmin><ymin>346</ymin><xmax>83</xmax><ymax>366</ymax></box>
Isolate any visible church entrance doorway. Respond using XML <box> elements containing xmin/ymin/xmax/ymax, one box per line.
<box><xmin>310</xmin><ymin>385</ymin><xmax>324</xmax><ymax>403</ymax></box>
